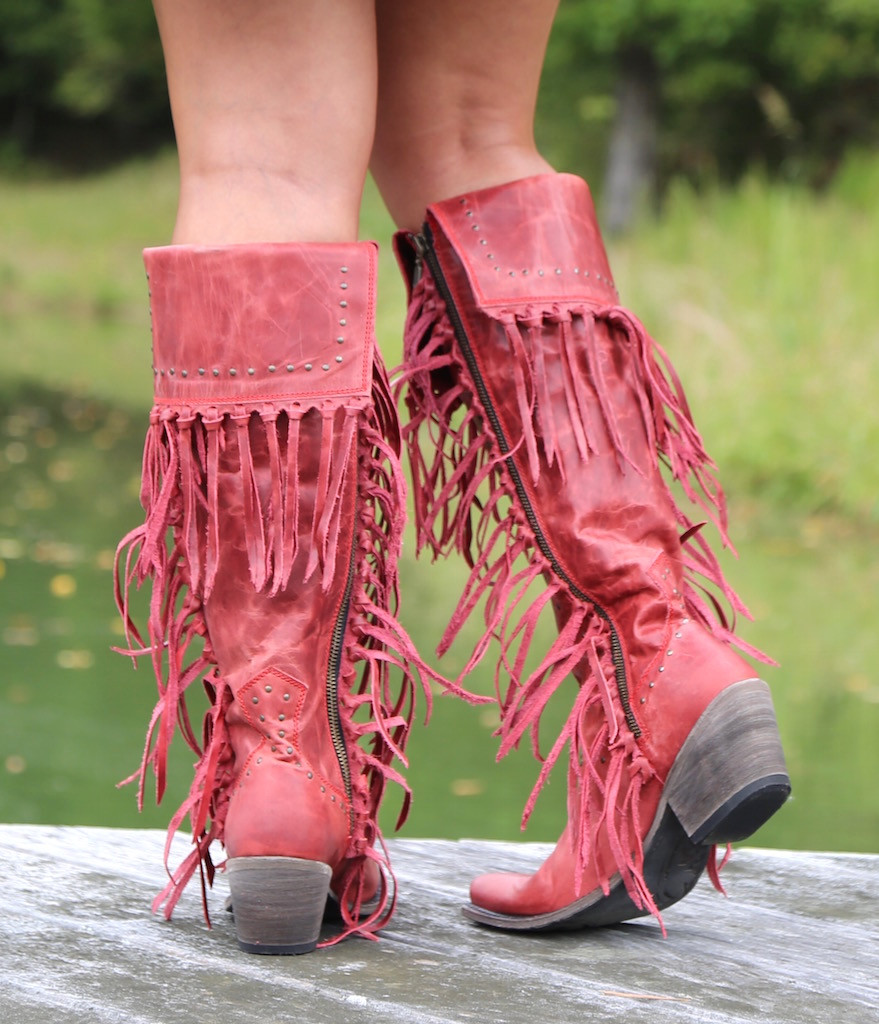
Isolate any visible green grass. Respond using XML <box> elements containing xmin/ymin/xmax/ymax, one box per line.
<box><xmin>1</xmin><ymin>150</ymin><xmax>878</xmax><ymax>854</ymax></box>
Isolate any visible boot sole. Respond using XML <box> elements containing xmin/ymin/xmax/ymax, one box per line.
<box><xmin>463</xmin><ymin>678</ymin><xmax>791</xmax><ymax>932</ymax></box>
<box><xmin>226</xmin><ymin>856</ymin><xmax>332</xmax><ymax>954</ymax></box>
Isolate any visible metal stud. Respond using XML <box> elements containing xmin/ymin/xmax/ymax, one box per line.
<box><xmin>340</xmin><ymin>266</ymin><xmax>348</xmax><ymax>273</ymax></box>
<box><xmin>259</xmin><ymin>714</ymin><xmax>265</xmax><ymax>722</ymax></box>
<box><xmin>471</xmin><ymin>224</ymin><xmax>479</xmax><ymax>231</ymax></box>
<box><xmin>320</xmin><ymin>785</ymin><xmax>326</xmax><ymax>793</ymax></box>
<box><xmin>335</xmin><ymin>355</ymin><xmax>343</xmax><ymax>363</ymax></box>
<box><xmin>675</xmin><ymin>631</ymin><xmax>682</xmax><ymax>639</ymax></box>
<box><xmin>229</xmin><ymin>368</ymin><xmax>237</xmax><ymax>376</ymax></box>
<box><xmin>278</xmin><ymin>713</ymin><xmax>285</xmax><ymax>722</ymax></box>
<box><xmin>322</xmin><ymin>363</ymin><xmax>329</xmax><ymax>371</ymax></box>
<box><xmin>252</xmin><ymin>696</ymin><xmax>259</xmax><ymax>704</ymax></box>
<box><xmin>509</xmin><ymin>270</ymin><xmax>516</xmax><ymax>277</ymax></box>
<box><xmin>287</xmin><ymin>747</ymin><xmax>294</xmax><ymax>755</ymax></box>
<box><xmin>659</xmin><ymin>666</ymin><xmax>665</xmax><ymax>672</ymax></box>
<box><xmin>247</xmin><ymin>367</ymin><xmax>255</xmax><ymax>375</ymax></box>
<box><xmin>181</xmin><ymin>370</ymin><xmax>188</xmax><ymax>378</ymax></box>
<box><xmin>271</xmin><ymin>745</ymin><xmax>277</xmax><ymax>752</ymax></box>
<box><xmin>640</xmin><ymin>697</ymin><xmax>647</xmax><ymax>704</ymax></box>
<box><xmin>336</xmin><ymin>336</ymin><xmax>344</xmax><ymax>344</ymax></box>
<box><xmin>538</xmin><ymin>269</ymin><xmax>545</xmax><ymax>276</ymax></box>
<box><xmin>555</xmin><ymin>268</ymin><xmax>562</xmax><ymax>275</ymax></box>
<box><xmin>278</xmin><ymin>730</ymin><xmax>285</xmax><ymax>738</ymax></box>
<box><xmin>340</xmin><ymin>282</ymin><xmax>348</xmax><ymax>289</ymax></box>
<box><xmin>340</xmin><ymin>300</ymin><xmax>348</xmax><ymax>308</ymax></box>
<box><xmin>305</xmin><ymin>363</ymin><xmax>313</xmax><ymax>371</ymax></box>
<box><xmin>286</xmin><ymin>364</ymin><xmax>295</xmax><ymax>372</ymax></box>
<box><xmin>265</xmin><ymin>684</ymin><xmax>272</xmax><ymax>692</ymax></box>
<box><xmin>198</xmin><ymin>368</ymin><xmax>206</xmax><ymax>376</ymax></box>
<box><xmin>283</xmin><ymin>693</ymin><xmax>290</xmax><ymax>701</ymax></box>
<box><xmin>212</xmin><ymin>368</ymin><xmax>219</xmax><ymax>377</ymax></box>
<box><xmin>339</xmin><ymin>318</ymin><xmax>347</xmax><ymax>326</ymax></box>
<box><xmin>256</xmin><ymin>757</ymin><xmax>263</xmax><ymax>764</ymax></box>
<box><xmin>307</xmin><ymin>771</ymin><xmax>314</xmax><ymax>779</ymax></box>
<box><xmin>479</xmin><ymin>238</ymin><xmax>487</xmax><ymax>245</ymax></box>
<box><xmin>169</xmin><ymin>368</ymin><xmax>175</xmax><ymax>375</ymax></box>
<box><xmin>649</xmin><ymin>682</ymin><xmax>655</xmax><ymax>688</ymax></box>
<box><xmin>268</xmin><ymin>364</ymin><xmax>276</xmax><ymax>372</ymax></box>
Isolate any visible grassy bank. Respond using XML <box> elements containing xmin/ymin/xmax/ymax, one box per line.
<box><xmin>1</xmin><ymin>152</ymin><xmax>877</xmax><ymax>854</ymax></box>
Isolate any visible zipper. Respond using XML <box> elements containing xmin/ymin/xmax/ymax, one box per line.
<box><xmin>411</xmin><ymin>228</ymin><xmax>640</xmax><ymax>738</ymax></box>
<box><xmin>327</xmin><ymin>528</ymin><xmax>357</xmax><ymax>830</ymax></box>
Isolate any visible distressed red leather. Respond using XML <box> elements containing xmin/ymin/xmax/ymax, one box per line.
<box><xmin>397</xmin><ymin>174</ymin><xmax>783</xmax><ymax>925</ymax></box>
<box><xmin>117</xmin><ymin>242</ymin><xmax>431</xmax><ymax>943</ymax></box>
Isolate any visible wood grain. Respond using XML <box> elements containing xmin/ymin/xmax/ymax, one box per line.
<box><xmin>1</xmin><ymin>826</ymin><xmax>875</xmax><ymax>1024</ymax></box>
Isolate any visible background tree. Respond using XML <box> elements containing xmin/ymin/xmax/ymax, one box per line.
<box><xmin>0</xmin><ymin>0</ymin><xmax>168</xmax><ymax>169</ymax></box>
<box><xmin>539</xmin><ymin>0</ymin><xmax>879</xmax><ymax>230</ymax></box>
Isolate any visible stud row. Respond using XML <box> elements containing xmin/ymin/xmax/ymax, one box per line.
<box><xmin>458</xmin><ymin>197</ymin><xmax>616</xmax><ymax>290</ymax></box>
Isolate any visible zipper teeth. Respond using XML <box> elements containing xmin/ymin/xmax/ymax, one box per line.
<box><xmin>414</xmin><ymin>228</ymin><xmax>640</xmax><ymax>738</ymax></box>
<box><xmin>327</xmin><ymin>532</ymin><xmax>357</xmax><ymax>830</ymax></box>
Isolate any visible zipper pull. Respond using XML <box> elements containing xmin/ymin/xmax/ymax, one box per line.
<box><xmin>408</xmin><ymin>231</ymin><xmax>427</xmax><ymax>286</ymax></box>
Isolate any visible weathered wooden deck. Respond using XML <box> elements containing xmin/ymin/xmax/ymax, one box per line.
<box><xmin>1</xmin><ymin>825</ymin><xmax>876</xmax><ymax>1024</ymax></box>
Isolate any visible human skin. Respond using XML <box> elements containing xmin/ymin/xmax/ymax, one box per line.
<box><xmin>151</xmin><ymin>0</ymin><xmax>559</xmax><ymax>244</ymax></box>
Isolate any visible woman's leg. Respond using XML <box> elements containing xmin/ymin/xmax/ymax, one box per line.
<box><xmin>385</xmin><ymin>1</ymin><xmax>789</xmax><ymax>936</ymax></box>
<box><xmin>371</xmin><ymin>0</ymin><xmax>558</xmax><ymax>230</ymax></box>
<box><xmin>120</xmin><ymin>1</ymin><xmax>434</xmax><ymax>952</ymax></box>
<box><xmin>153</xmin><ymin>0</ymin><xmax>377</xmax><ymax>243</ymax></box>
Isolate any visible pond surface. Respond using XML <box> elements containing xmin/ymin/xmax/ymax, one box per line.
<box><xmin>1</xmin><ymin>384</ymin><xmax>877</xmax><ymax>854</ymax></box>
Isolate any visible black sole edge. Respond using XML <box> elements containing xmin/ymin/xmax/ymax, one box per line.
<box><xmin>689</xmin><ymin>774</ymin><xmax>792</xmax><ymax>846</ymax></box>
<box><xmin>463</xmin><ymin>805</ymin><xmax>708</xmax><ymax>933</ymax></box>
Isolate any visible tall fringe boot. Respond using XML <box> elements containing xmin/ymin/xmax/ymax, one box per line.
<box><xmin>395</xmin><ymin>174</ymin><xmax>790</xmax><ymax>932</ymax></box>
<box><xmin>116</xmin><ymin>241</ymin><xmax>434</xmax><ymax>952</ymax></box>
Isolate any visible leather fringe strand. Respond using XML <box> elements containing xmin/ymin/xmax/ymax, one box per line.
<box><xmin>115</xmin><ymin>362</ymin><xmax>439</xmax><ymax>944</ymax></box>
<box><xmin>395</xmin><ymin>267</ymin><xmax>765</xmax><ymax>921</ymax></box>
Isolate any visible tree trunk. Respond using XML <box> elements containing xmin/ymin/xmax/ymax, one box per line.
<box><xmin>602</xmin><ymin>45</ymin><xmax>660</xmax><ymax>235</ymax></box>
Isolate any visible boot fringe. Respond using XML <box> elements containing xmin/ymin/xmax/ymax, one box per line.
<box><xmin>115</xmin><ymin>359</ymin><xmax>438</xmax><ymax>942</ymax></box>
<box><xmin>395</xmin><ymin>269</ymin><xmax>753</xmax><ymax>915</ymax></box>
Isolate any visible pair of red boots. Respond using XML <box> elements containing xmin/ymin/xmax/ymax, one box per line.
<box><xmin>117</xmin><ymin>174</ymin><xmax>789</xmax><ymax>954</ymax></box>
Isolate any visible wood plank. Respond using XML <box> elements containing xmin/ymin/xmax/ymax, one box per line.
<box><xmin>1</xmin><ymin>826</ymin><xmax>876</xmax><ymax>1024</ymax></box>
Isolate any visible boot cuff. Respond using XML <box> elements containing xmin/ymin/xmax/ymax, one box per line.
<box><xmin>145</xmin><ymin>241</ymin><xmax>376</xmax><ymax>405</ymax></box>
<box><xmin>426</xmin><ymin>173</ymin><xmax>618</xmax><ymax>310</ymax></box>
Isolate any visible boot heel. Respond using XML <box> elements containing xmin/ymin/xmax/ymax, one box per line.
<box><xmin>226</xmin><ymin>856</ymin><xmax>332</xmax><ymax>954</ymax></box>
<box><xmin>665</xmin><ymin>678</ymin><xmax>791</xmax><ymax>846</ymax></box>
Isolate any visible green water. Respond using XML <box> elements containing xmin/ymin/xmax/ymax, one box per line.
<box><xmin>1</xmin><ymin>383</ymin><xmax>877</xmax><ymax>853</ymax></box>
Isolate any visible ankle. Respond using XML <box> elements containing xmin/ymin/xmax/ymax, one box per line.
<box><xmin>173</xmin><ymin>168</ymin><xmax>363</xmax><ymax>244</ymax></box>
<box><xmin>374</xmin><ymin>141</ymin><xmax>555</xmax><ymax>232</ymax></box>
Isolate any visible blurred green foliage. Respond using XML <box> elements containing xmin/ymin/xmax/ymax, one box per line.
<box><xmin>0</xmin><ymin>0</ymin><xmax>168</xmax><ymax>169</ymax></box>
<box><xmin>535</xmin><ymin>0</ymin><xmax>879</xmax><ymax>189</ymax></box>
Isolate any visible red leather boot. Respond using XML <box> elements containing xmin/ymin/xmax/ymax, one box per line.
<box><xmin>116</xmin><ymin>242</ymin><xmax>432</xmax><ymax>953</ymax></box>
<box><xmin>395</xmin><ymin>174</ymin><xmax>790</xmax><ymax>931</ymax></box>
